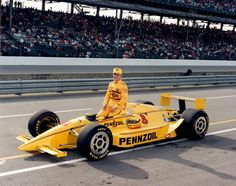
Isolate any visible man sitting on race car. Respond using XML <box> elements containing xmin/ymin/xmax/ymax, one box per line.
<box><xmin>96</xmin><ymin>68</ymin><xmax>128</xmax><ymax>119</ymax></box>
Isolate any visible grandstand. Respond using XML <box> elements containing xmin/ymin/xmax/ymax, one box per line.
<box><xmin>1</xmin><ymin>0</ymin><xmax>236</xmax><ymax>60</ymax></box>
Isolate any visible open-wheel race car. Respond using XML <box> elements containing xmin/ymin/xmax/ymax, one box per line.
<box><xmin>17</xmin><ymin>93</ymin><xmax>209</xmax><ymax>160</ymax></box>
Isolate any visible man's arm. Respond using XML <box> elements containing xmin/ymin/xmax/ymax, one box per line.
<box><xmin>103</xmin><ymin>82</ymin><xmax>112</xmax><ymax>107</ymax></box>
<box><xmin>117</xmin><ymin>83</ymin><xmax>128</xmax><ymax>108</ymax></box>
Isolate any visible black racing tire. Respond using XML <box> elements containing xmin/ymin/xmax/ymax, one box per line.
<box><xmin>77</xmin><ymin>124</ymin><xmax>112</xmax><ymax>160</ymax></box>
<box><xmin>135</xmin><ymin>100</ymin><xmax>154</xmax><ymax>106</ymax></box>
<box><xmin>176</xmin><ymin>108</ymin><xmax>209</xmax><ymax>139</ymax></box>
<box><xmin>28</xmin><ymin>110</ymin><xmax>60</xmax><ymax>137</ymax></box>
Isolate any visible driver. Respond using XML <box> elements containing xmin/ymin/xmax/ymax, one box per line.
<box><xmin>96</xmin><ymin>68</ymin><xmax>128</xmax><ymax>119</ymax></box>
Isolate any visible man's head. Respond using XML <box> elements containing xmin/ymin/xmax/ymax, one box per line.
<box><xmin>113</xmin><ymin>67</ymin><xmax>122</xmax><ymax>81</ymax></box>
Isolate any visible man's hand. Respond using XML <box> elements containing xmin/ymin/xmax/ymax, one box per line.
<box><xmin>110</xmin><ymin>106</ymin><xmax>118</xmax><ymax>113</ymax></box>
<box><xmin>102</xmin><ymin>104</ymin><xmax>107</xmax><ymax>110</ymax></box>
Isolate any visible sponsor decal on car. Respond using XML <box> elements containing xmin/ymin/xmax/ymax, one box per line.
<box><xmin>119</xmin><ymin>132</ymin><xmax>157</xmax><ymax>145</ymax></box>
<box><xmin>104</xmin><ymin>121</ymin><xmax>124</xmax><ymax>127</ymax></box>
<box><xmin>140</xmin><ymin>114</ymin><xmax>148</xmax><ymax>124</ymax></box>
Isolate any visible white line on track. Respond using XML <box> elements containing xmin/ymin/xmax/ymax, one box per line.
<box><xmin>0</xmin><ymin>161</ymin><xmax>6</xmax><ymax>165</ymax></box>
<box><xmin>0</xmin><ymin>108</ymin><xmax>93</xmax><ymax>119</ymax></box>
<box><xmin>210</xmin><ymin>119</ymin><xmax>236</xmax><ymax>125</ymax></box>
<box><xmin>0</xmin><ymin>127</ymin><xmax>236</xmax><ymax>177</ymax></box>
<box><xmin>206</xmin><ymin>95</ymin><xmax>236</xmax><ymax>100</ymax></box>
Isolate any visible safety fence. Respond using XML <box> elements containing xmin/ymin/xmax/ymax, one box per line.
<box><xmin>0</xmin><ymin>75</ymin><xmax>236</xmax><ymax>95</ymax></box>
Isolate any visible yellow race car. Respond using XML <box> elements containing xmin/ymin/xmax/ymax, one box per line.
<box><xmin>17</xmin><ymin>93</ymin><xmax>209</xmax><ymax>160</ymax></box>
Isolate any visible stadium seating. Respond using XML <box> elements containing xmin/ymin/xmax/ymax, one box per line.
<box><xmin>1</xmin><ymin>5</ymin><xmax>235</xmax><ymax>60</ymax></box>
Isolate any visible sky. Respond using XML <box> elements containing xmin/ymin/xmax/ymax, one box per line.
<box><xmin>1</xmin><ymin>0</ymin><xmax>234</xmax><ymax>30</ymax></box>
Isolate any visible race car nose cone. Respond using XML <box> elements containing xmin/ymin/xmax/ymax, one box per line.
<box><xmin>16</xmin><ymin>135</ymin><xmax>38</xmax><ymax>151</ymax></box>
<box><xmin>18</xmin><ymin>144</ymin><xmax>28</xmax><ymax>151</ymax></box>
<box><xmin>18</xmin><ymin>143</ymin><xmax>36</xmax><ymax>151</ymax></box>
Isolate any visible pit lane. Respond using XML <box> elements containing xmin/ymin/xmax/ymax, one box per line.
<box><xmin>0</xmin><ymin>87</ymin><xmax>236</xmax><ymax>186</ymax></box>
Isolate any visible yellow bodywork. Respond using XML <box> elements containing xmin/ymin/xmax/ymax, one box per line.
<box><xmin>160</xmin><ymin>93</ymin><xmax>206</xmax><ymax>110</ymax></box>
<box><xmin>17</xmin><ymin>93</ymin><xmax>205</xmax><ymax>157</ymax></box>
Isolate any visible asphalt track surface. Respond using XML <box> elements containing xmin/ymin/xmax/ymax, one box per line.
<box><xmin>0</xmin><ymin>87</ymin><xmax>236</xmax><ymax>186</ymax></box>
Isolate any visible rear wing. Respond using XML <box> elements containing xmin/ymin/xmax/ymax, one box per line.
<box><xmin>160</xmin><ymin>93</ymin><xmax>205</xmax><ymax>113</ymax></box>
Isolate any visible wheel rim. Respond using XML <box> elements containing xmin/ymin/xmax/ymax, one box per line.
<box><xmin>90</xmin><ymin>131</ymin><xmax>110</xmax><ymax>156</ymax></box>
<box><xmin>194</xmin><ymin>116</ymin><xmax>207</xmax><ymax>135</ymax></box>
<box><xmin>36</xmin><ymin>116</ymin><xmax>58</xmax><ymax>135</ymax></box>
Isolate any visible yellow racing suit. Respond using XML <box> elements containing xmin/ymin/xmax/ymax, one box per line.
<box><xmin>96</xmin><ymin>79</ymin><xmax>128</xmax><ymax>118</ymax></box>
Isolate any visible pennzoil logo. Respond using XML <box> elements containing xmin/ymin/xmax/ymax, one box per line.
<box><xmin>119</xmin><ymin>132</ymin><xmax>157</xmax><ymax>145</ymax></box>
<box><xmin>104</xmin><ymin>121</ymin><xmax>124</xmax><ymax>127</ymax></box>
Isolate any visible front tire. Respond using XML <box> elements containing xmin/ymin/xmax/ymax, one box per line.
<box><xmin>176</xmin><ymin>108</ymin><xmax>209</xmax><ymax>139</ymax></box>
<box><xmin>28</xmin><ymin>110</ymin><xmax>60</xmax><ymax>137</ymax></box>
<box><xmin>77</xmin><ymin>124</ymin><xmax>112</xmax><ymax>160</ymax></box>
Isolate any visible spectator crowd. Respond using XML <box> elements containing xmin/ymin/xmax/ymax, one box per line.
<box><xmin>175</xmin><ymin>0</ymin><xmax>236</xmax><ymax>14</ymax></box>
<box><xmin>1</xmin><ymin>5</ymin><xmax>236</xmax><ymax>60</ymax></box>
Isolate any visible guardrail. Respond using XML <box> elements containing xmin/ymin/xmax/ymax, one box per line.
<box><xmin>0</xmin><ymin>75</ymin><xmax>236</xmax><ymax>95</ymax></box>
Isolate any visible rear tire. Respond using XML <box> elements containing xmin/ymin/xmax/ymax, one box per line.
<box><xmin>176</xmin><ymin>108</ymin><xmax>209</xmax><ymax>139</ymax></box>
<box><xmin>28</xmin><ymin>110</ymin><xmax>60</xmax><ymax>137</ymax></box>
<box><xmin>77</xmin><ymin>124</ymin><xmax>112</xmax><ymax>160</ymax></box>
